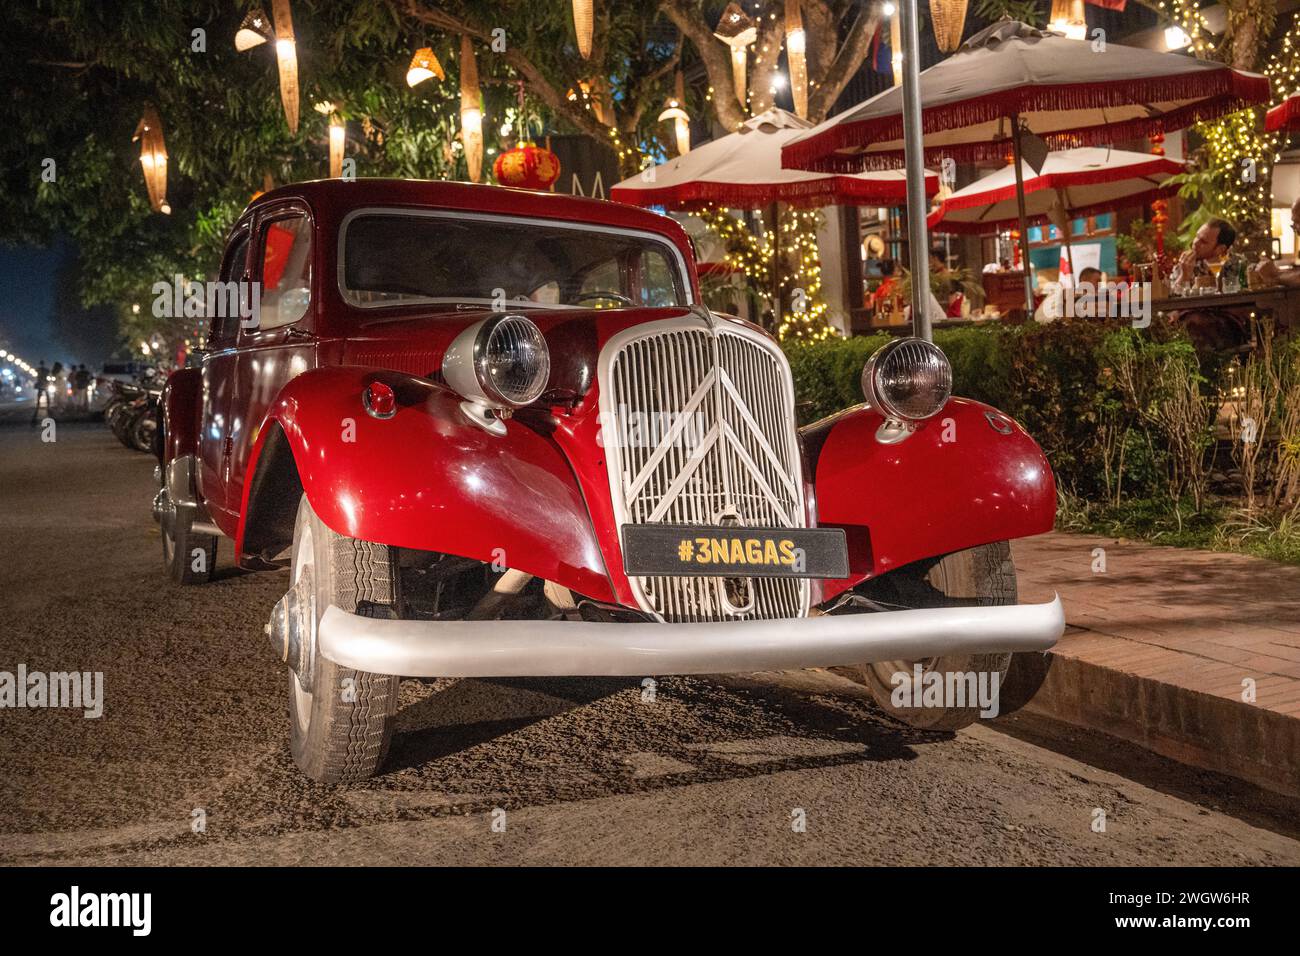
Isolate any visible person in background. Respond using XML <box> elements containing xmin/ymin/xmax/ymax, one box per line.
<box><xmin>1253</xmin><ymin>196</ymin><xmax>1300</xmax><ymax>291</ymax></box>
<box><xmin>1170</xmin><ymin>218</ymin><xmax>1236</xmax><ymax>288</ymax></box>
<box><xmin>31</xmin><ymin>360</ymin><xmax>50</xmax><ymax>425</ymax></box>
<box><xmin>74</xmin><ymin>364</ymin><xmax>91</xmax><ymax>411</ymax></box>
<box><xmin>869</xmin><ymin>259</ymin><xmax>898</xmax><ymax>309</ymax></box>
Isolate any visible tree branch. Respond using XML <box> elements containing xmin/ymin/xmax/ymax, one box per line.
<box><xmin>808</xmin><ymin>4</ymin><xmax>880</xmax><ymax>121</ymax></box>
<box><xmin>403</xmin><ymin>0</ymin><xmax>611</xmax><ymax>141</ymax></box>
<box><xmin>660</xmin><ymin>0</ymin><xmax>747</xmax><ymax>130</ymax></box>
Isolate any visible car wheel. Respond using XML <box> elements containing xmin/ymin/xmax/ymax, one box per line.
<box><xmin>161</xmin><ymin>500</ymin><xmax>217</xmax><ymax>585</ymax></box>
<box><xmin>848</xmin><ymin>542</ymin><xmax>1016</xmax><ymax>731</ymax></box>
<box><xmin>287</xmin><ymin>494</ymin><xmax>401</xmax><ymax>785</ymax></box>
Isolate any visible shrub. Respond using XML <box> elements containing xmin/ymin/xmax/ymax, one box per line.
<box><xmin>781</xmin><ymin>317</ymin><xmax>1213</xmax><ymax>501</ymax></box>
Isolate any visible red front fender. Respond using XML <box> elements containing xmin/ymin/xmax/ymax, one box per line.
<box><xmin>806</xmin><ymin>397</ymin><xmax>1056</xmax><ymax>601</ymax></box>
<box><xmin>237</xmin><ymin>366</ymin><xmax>615</xmax><ymax>602</ymax></box>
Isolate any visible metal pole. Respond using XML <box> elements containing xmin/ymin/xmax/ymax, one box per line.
<box><xmin>1010</xmin><ymin>114</ymin><xmax>1035</xmax><ymax>315</ymax></box>
<box><xmin>899</xmin><ymin>0</ymin><xmax>931</xmax><ymax>341</ymax></box>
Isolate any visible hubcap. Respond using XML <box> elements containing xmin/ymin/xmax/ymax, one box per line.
<box><xmin>290</xmin><ymin>522</ymin><xmax>317</xmax><ymax>733</ymax></box>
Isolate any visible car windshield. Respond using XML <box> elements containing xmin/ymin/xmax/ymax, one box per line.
<box><xmin>341</xmin><ymin>212</ymin><xmax>689</xmax><ymax>310</ymax></box>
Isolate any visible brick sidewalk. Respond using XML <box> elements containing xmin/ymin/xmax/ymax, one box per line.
<box><xmin>1011</xmin><ymin>532</ymin><xmax>1300</xmax><ymax>797</ymax></box>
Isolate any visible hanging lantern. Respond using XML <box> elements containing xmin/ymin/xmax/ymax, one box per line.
<box><xmin>573</xmin><ymin>0</ymin><xmax>594</xmax><ymax>59</ymax></box>
<box><xmin>658</xmin><ymin>72</ymin><xmax>691</xmax><ymax>156</ymax></box>
<box><xmin>1049</xmin><ymin>0</ymin><xmax>1087</xmax><ymax>41</ymax></box>
<box><xmin>493</xmin><ymin>142</ymin><xmax>562</xmax><ymax>191</ymax></box>
<box><xmin>133</xmin><ymin>105</ymin><xmax>169</xmax><ymax>214</ymax></box>
<box><xmin>271</xmin><ymin>0</ymin><xmax>299</xmax><ymax>134</ymax></box>
<box><xmin>406</xmin><ymin>47</ymin><xmax>445</xmax><ymax>87</ymax></box>
<box><xmin>234</xmin><ymin>8</ymin><xmax>273</xmax><ymax>51</ymax></box>
<box><xmin>329</xmin><ymin>119</ymin><xmax>345</xmax><ymax>178</ymax></box>
<box><xmin>460</xmin><ymin>35</ymin><xmax>483</xmax><ymax>183</ymax></box>
<box><xmin>713</xmin><ymin>2</ymin><xmax>757</xmax><ymax>108</ymax></box>
<box><xmin>890</xmin><ymin>14</ymin><xmax>902</xmax><ymax>87</ymax></box>
<box><xmin>928</xmin><ymin>0</ymin><xmax>968</xmax><ymax>53</ymax></box>
<box><xmin>786</xmin><ymin>0</ymin><xmax>808</xmax><ymax>118</ymax></box>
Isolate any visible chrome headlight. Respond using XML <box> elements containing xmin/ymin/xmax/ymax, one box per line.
<box><xmin>861</xmin><ymin>337</ymin><xmax>952</xmax><ymax>421</ymax></box>
<box><xmin>442</xmin><ymin>314</ymin><xmax>551</xmax><ymax>409</ymax></box>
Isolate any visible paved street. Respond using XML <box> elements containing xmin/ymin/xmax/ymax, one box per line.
<box><xmin>2</xmin><ymin>422</ymin><xmax>1299</xmax><ymax>866</ymax></box>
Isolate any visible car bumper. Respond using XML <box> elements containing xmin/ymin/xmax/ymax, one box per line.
<box><xmin>316</xmin><ymin>596</ymin><xmax>1066</xmax><ymax>678</ymax></box>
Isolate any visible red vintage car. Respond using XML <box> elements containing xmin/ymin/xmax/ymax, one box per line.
<box><xmin>157</xmin><ymin>179</ymin><xmax>1063</xmax><ymax>783</ymax></box>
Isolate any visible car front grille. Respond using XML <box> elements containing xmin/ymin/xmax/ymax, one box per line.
<box><xmin>601</xmin><ymin>317</ymin><xmax>809</xmax><ymax>622</ymax></box>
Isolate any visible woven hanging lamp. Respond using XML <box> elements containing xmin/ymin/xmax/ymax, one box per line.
<box><xmin>714</xmin><ymin>2</ymin><xmax>757</xmax><ymax>108</ymax></box>
<box><xmin>657</xmin><ymin>72</ymin><xmax>691</xmax><ymax>156</ymax></box>
<box><xmin>460</xmin><ymin>35</ymin><xmax>483</xmax><ymax>183</ymax></box>
<box><xmin>133</xmin><ymin>105</ymin><xmax>169</xmax><ymax>213</ymax></box>
<box><xmin>234</xmin><ymin>8</ymin><xmax>272</xmax><ymax>51</ymax></box>
<box><xmin>889</xmin><ymin>13</ymin><xmax>902</xmax><ymax>86</ymax></box>
<box><xmin>271</xmin><ymin>0</ymin><xmax>299</xmax><ymax>134</ymax></box>
<box><xmin>572</xmin><ymin>0</ymin><xmax>594</xmax><ymax>59</ymax></box>
<box><xmin>1049</xmin><ymin>0</ymin><xmax>1087</xmax><ymax>40</ymax></box>
<box><xmin>786</xmin><ymin>0</ymin><xmax>808</xmax><ymax>118</ymax></box>
<box><xmin>929</xmin><ymin>0</ymin><xmax>968</xmax><ymax>54</ymax></box>
<box><xmin>406</xmin><ymin>47</ymin><xmax>445</xmax><ymax>87</ymax></box>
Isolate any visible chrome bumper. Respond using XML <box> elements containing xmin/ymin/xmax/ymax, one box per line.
<box><xmin>316</xmin><ymin>596</ymin><xmax>1065</xmax><ymax>678</ymax></box>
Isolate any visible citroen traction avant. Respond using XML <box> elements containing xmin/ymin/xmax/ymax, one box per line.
<box><xmin>156</xmin><ymin>179</ymin><xmax>1063</xmax><ymax>782</ymax></box>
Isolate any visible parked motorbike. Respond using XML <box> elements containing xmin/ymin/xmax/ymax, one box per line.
<box><xmin>104</xmin><ymin>381</ymin><xmax>161</xmax><ymax>453</ymax></box>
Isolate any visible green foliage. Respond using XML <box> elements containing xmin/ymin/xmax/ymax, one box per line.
<box><xmin>3</xmin><ymin>0</ymin><xmax>686</xmax><ymax>352</ymax></box>
<box><xmin>973</xmin><ymin>0</ymin><xmax>1044</xmax><ymax>27</ymax></box>
<box><xmin>782</xmin><ymin>318</ymin><xmax>1217</xmax><ymax>503</ymax></box>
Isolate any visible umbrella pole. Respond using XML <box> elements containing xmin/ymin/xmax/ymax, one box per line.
<box><xmin>1010</xmin><ymin>115</ymin><xmax>1035</xmax><ymax>316</ymax></box>
<box><xmin>769</xmin><ymin>201</ymin><xmax>781</xmax><ymax>330</ymax></box>
<box><xmin>899</xmin><ymin>0</ymin><xmax>932</xmax><ymax>341</ymax></box>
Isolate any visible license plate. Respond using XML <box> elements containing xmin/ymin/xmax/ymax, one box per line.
<box><xmin>621</xmin><ymin>524</ymin><xmax>849</xmax><ymax>578</ymax></box>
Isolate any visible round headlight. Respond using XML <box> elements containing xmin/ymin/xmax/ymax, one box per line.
<box><xmin>861</xmin><ymin>337</ymin><xmax>952</xmax><ymax>421</ymax></box>
<box><xmin>443</xmin><ymin>314</ymin><xmax>551</xmax><ymax>409</ymax></box>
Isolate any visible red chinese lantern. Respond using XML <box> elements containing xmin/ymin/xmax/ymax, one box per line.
<box><xmin>493</xmin><ymin>142</ymin><xmax>561</xmax><ymax>191</ymax></box>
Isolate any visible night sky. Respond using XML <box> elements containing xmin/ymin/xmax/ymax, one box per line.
<box><xmin>0</xmin><ymin>240</ymin><xmax>116</xmax><ymax>367</ymax></box>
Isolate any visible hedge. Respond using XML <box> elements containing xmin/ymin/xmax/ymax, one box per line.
<box><xmin>781</xmin><ymin>319</ymin><xmax>1204</xmax><ymax>499</ymax></box>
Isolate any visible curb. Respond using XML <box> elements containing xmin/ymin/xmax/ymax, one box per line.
<box><xmin>1007</xmin><ymin>648</ymin><xmax>1300</xmax><ymax>800</ymax></box>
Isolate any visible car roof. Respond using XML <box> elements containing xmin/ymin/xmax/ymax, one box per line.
<box><xmin>245</xmin><ymin>178</ymin><xmax>694</xmax><ymax>252</ymax></box>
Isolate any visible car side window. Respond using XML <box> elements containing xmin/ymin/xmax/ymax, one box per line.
<box><xmin>256</xmin><ymin>213</ymin><xmax>312</xmax><ymax>331</ymax></box>
<box><xmin>637</xmin><ymin>249</ymin><xmax>680</xmax><ymax>307</ymax></box>
<box><xmin>209</xmin><ymin>230</ymin><xmax>250</xmax><ymax>345</ymax></box>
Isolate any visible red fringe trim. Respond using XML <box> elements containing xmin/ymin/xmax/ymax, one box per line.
<box><xmin>1086</xmin><ymin>0</ymin><xmax>1127</xmax><ymax>10</ymax></box>
<box><xmin>928</xmin><ymin>183</ymin><xmax>1181</xmax><ymax>234</ymax></box>
<box><xmin>609</xmin><ymin>173</ymin><xmax>936</xmax><ymax>211</ymax></box>
<box><xmin>1266</xmin><ymin>96</ymin><xmax>1300</xmax><ymax>133</ymax></box>
<box><xmin>783</xmin><ymin>70</ymin><xmax>1270</xmax><ymax>173</ymax></box>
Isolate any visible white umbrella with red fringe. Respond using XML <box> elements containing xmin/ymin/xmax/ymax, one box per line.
<box><xmin>613</xmin><ymin>107</ymin><xmax>938</xmax><ymax>323</ymax></box>
<box><xmin>1266</xmin><ymin>94</ymin><xmax>1300</xmax><ymax>133</ymax></box>
<box><xmin>611</xmin><ymin>107</ymin><xmax>938</xmax><ymax>210</ymax></box>
<box><xmin>926</xmin><ymin>147</ymin><xmax>1184</xmax><ymax>234</ymax></box>
<box><xmin>782</xmin><ymin>19</ymin><xmax>1267</xmax><ymax>316</ymax></box>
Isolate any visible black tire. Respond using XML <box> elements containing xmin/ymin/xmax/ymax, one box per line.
<box><xmin>161</xmin><ymin>503</ymin><xmax>217</xmax><ymax>585</ymax></box>
<box><xmin>848</xmin><ymin>542</ymin><xmax>1017</xmax><ymax>731</ymax></box>
<box><xmin>130</xmin><ymin>408</ymin><xmax>156</xmax><ymax>452</ymax></box>
<box><xmin>287</xmin><ymin>494</ymin><xmax>401</xmax><ymax>785</ymax></box>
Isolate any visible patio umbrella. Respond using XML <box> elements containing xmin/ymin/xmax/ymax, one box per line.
<box><xmin>927</xmin><ymin>147</ymin><xmax>1184</xmax><ymax>235</ymax></box>
<box><xmin>612</xmin><ymin>107</ymin><xmax>938</xmax><ymax>321</ymax></box>
<box><xmin>1266</xmin><ymin>94</ymin><xmax>1300</xmax><ymax>133</ymax></box>
<box><xmin>782</xmin><ymin>18</ymin><xmax>1269</xmax><ymax>323</ymax></box>
<box><xmin>610</xmin><ymin>107</ymin><xmax>937</xmax><ymax>209</ymax></box>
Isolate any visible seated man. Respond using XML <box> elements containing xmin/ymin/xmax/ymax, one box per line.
<box><xmin>1171</xmin><ymin>218</ymin><xmax>1236</xmax><ymax>289</ymax></box>
<box><xmin>1168</xmin><ymin>218</ymin><xmax>1250</xmax><ymax>353</ymax></box>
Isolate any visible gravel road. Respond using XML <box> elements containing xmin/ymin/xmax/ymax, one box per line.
<box><xmin>2</xmin><ymin>422</ymin><xmax>1298</xmax><ymax>866</ymax></box>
